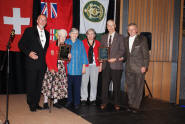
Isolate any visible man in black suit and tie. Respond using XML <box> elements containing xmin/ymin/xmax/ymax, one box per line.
<box><xmin>19</xmin><ymin>14</ymin><xmax>49</xmax><ymax>112</ymax></box>
<box><xmin>100</xmin><ymin>20</ymin><xmax>125</xmax><ymax>110</ymax></box>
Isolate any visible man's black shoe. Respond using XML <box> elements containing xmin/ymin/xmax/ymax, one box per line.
<box><xmin>126</xmin><ymin>107</ymin><xmax>131</xmax><ymax>112</ymax></box>
<box><xmin>36</xmin><ymin>105</ymin><xmax>43</xmax><ymax>110</ymax></box>
<box><xmin>126</xmin><ymin>107</ymin><xmax>138</xmax><ymax>113</ymax></box>
<box><xmin>29</xmin><ymin>105</ymin><xmax>36</xmax><ymax>112</ymax></box>
<box><xmin>132</xmin><ymin>109</ymin><xmax>137</xmax><ymax>113</ymax></box>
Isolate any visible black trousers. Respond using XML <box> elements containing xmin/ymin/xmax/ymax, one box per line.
<box><xmin>101</xmin><ymin>63</ymin><xmax>122</xmax><ymax>105</ymax></box>
<box><xmin>125</xmin><ymin>72</ymin><xmax>145</xmax><ymax>109</ymax></box>
<box><xmin>25</xmin><ymin>68</ymin><xmax>45</xmax><ymax>107</ymax></box>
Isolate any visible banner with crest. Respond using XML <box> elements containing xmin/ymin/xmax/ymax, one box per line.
<box><xmin>79</xmin><ymin>0</ymin><xmax>109</xmax><ymax>34</ymax></box>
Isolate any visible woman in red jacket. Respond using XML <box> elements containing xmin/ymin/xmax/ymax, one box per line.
<box><xmin>42</xmin><ymin>29</ymin><xmax>69</xmax><ymax>109</ymax></box>
<box><xmin>81</xmin><ymin>28</ymin><xmax>102</xmax><ymax>105</ymax></box>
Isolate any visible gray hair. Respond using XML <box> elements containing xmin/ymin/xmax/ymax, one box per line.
<box><xmin>57</xmin><ymin>29</ymin><xmax>67</xmax><ymax>37</ymax></box>
<box><xmin>128</xmin><ymin>23</ymin><xmax>137</xmax><ymax>27</ymax></box>
<box><xmin>69</xmin><ymin>28</ymin><xmax>79</xmax><ymax>35</ymax></box>
<box><xmin>86</xmin><ymin>28</ymin><xmax>96</xmax><ymax>35</ymax></box>
<box><xmin>107</xmin><ymin>19</ymin><xmax>116</xmax><ymax>25</ymax></box>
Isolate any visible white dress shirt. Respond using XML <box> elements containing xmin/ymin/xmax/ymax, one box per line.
<box><xmin>37</xmin><ymin>26</ymin><xmax>46</xmax><ymax>48</ymax></box>
<box><xmin>129</xmin><ymin>35</ymin><xmax>137</xmax><ymax>53</ymax></box>
<box><xmin>107</xmin><ymin>32</ymin><xmax>115</xmax><ymax>47</ymax></box>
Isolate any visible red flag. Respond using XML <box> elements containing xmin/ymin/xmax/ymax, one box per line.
<box><xmin>41</xmin><ymin>0</ymin><xmax>73</xmax><ymax>41</ymax></box>
<box><xmin>0</xmin><ymin>0</ymin><xmax>33</xmax><ymax>51</ymax></box>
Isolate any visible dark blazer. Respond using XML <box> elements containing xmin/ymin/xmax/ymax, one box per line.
<box><xmin>18</xmin><ymin>26</ymin><xmax>49</xmax><ymax>70</ymax></box>
<box><xmin>124</xmin><ymin>35</ymin><xmax>149</xmax><ymax>73</ymax></box>
<box><xmin>101</xmin><ymin>32</ymin><xmax>125</xmax><ymax>70</ymax></box>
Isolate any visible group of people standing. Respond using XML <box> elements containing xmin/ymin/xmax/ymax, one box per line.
<box><xmin>19</xmin><ymin>14</ymin><xmax>149</xmax><ymax>113</ymax></box>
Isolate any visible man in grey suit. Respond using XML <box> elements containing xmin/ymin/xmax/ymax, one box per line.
<box><xmin>125</xmin><ymin>23</ymin><xmax>149</xmax><ymax>113</ymax></box>
<box><xmin>100</xmin><ymin>20</ymin><xmax>125</xmax><ymax>110</ymax></box>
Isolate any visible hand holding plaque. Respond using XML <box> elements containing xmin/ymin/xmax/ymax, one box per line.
<box><xmin>58</xmin><ymin>44</ymin><xmax>71</xmax><ymax>60</ymax></box>
<box><xmin>98</xmin><ymin>47</ymin><xmax>110</xmax><ymax>61</ymax></box>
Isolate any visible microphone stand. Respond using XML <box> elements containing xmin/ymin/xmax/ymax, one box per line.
<box><xmin>3</xmin><ymin>42</ymin><xmax>11</xmax><ymax>124</ymax></box>
<box><xmin>3</xmin><ymin>29</ymin><xmax>15</xmax><ymax>124</ymax></box>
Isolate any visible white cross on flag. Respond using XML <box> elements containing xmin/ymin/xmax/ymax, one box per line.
<box><xmin>0</xmin><ymin>0</ymin><xmax>33</xmax><ymax>51</ymax></box>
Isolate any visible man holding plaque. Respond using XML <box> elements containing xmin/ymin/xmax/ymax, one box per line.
<box><xmin>124</xmin><ymin>23</ymin><xmax>149</xmax><ymax>113</ymax></box>
<box><xmin>100</xmin><ymin>20</ymin><xmax>125</xmax><ymax>110</ymax></box>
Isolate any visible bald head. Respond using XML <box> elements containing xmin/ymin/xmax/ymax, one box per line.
<box><xmin>37</xmin><ymin>14</ymin><xmax>47</xmax><ymax>30</ymax></box>
<box><xmin>107</xmin><ymin>19</ymin><xmax>116</xmax><ymax>34</ymax></box>
<box><xmin>128</xmin><ymin>23</ymin><xmax>138</xmax><ymax>37</ymax></box>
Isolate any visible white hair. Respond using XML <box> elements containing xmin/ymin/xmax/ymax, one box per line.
<box><xmin>57</xmin><ymin>29</ymin><xmax>67</xmax><ymax>37</ymax></box>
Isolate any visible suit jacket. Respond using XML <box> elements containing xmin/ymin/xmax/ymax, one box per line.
<box><xmin>18</xmin><ymin>26</ymin><xmax>49</xmax><ymax>70</ymax></box>
<box><xmin>124</xmin><ymin>35</ymin><xmax>149</xmax><ymax>73</ymax></box>
<box><xmin>101</xmin><ymin>32</ymin><xmax>125</xmax><ymax>70</ymax></box>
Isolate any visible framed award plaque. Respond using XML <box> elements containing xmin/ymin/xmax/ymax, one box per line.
<box><xmin>98</xmin><ymin>47</ymin><xmax>110</xmax><ymax>61</ymax></box>
<box><xmin>58</xmin><ymin>44</ymin><xmax>71</xmax><ymax>60</ymax></box>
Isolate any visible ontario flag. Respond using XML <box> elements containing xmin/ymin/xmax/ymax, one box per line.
<box><xmin>41</xmin><ymin>0</ymin><xmax>73</xmax><ymax>42</ymax></box>
<box><xmin>0</xmin><ymin>0</ymin><xmax>33</xmax><ymax>51</ymax></box>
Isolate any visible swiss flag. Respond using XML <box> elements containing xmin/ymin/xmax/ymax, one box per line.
<box><xmin>0</xmin><ymin>0</ymin><xmax>33</xmax><ymax>52</ymax></box>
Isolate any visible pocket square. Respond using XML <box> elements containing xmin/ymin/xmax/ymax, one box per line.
<box><xmin>135</xmin><ymin>45</ymin><xmax>140</xmax><ymax>48</ymax></box>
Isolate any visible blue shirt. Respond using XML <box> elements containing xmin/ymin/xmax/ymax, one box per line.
<box><xmin>65</xmin><ymin>38</ymin><xmax>88</xmax><ymax>75</ymax></box>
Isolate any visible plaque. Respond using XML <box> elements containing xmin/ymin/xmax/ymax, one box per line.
<box><xmin>58</xmin><ymin>44</ymin><xmax>71</xmax><ymax>60</ymax></box>
<box><xmin>98</xmin><ymin>47</ymin><xmax>110</xmax><ymax>61</ymax></box>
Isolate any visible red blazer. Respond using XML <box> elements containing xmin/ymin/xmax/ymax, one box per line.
<box><xmin>45</xmin><ymin>41</ymin><xmax>68</xmax><ymax>73</ymax></box>
<box><xmin>82</xmin><ymin>39</ymin><xmax>101</xmax><ymax>67</ymax></box>
<box><xmin>45</xmin><ymin>41</ymin><xmax>59</xmax><ymax>72</ymax></box>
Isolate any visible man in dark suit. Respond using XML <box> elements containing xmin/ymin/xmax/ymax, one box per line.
<box><xmin>124</xmin><ymin>23</ymin><xmax>149</xmax><ymax>113</ymax></box>
<box><xmin>19</xmin><ymin>14</ymin><xmax>49</xmax><ymax>112</ymax></box>
<box><xmin>100</xmin><ymin>20</ymin><xmax>125</xmax><ymax>110</ymax></box>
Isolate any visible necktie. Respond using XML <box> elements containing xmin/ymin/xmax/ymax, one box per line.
<box><xmin>109</xmin><ymin>35</ymin><xmax>112</xmax><ymax>47</ymax></box>
<box><xmin>40</xmin><ymin>31</ymin><xmax>43</xmax><ymax>42</ymax></box>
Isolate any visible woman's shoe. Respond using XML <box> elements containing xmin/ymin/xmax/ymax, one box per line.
<box><xmin>43</xmin><ymin>103</ymin><xmax>49</xmax><ymax>109</ymax></box>
<box><xmin>53</xmin><ymin>102</ymin><xmax>63</xmax><ymax>108</ymax></box>
<box><xmin>65</xmin><ymin>102</ymin><xmax>72</xmax><ymax>108</ymax></box>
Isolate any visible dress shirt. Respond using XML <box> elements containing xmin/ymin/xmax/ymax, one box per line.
<box><xmin>107</xmin><ymin>32</ymin><xmax>115</xmax><ymax>47</ymax></box>
<box><xmin>129</xmin><ymin>35</ymin><xmax>137</xmax><ymax>53</ymax></box>
<box><xmin>37</xmin><ymin>26</ymin><xmax>46</xmax><ymax>48</ymax></box>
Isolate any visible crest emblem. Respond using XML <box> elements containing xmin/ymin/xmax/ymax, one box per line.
<box><xmin>83</xmin><ymin>1</ymin><xmax>105</xmax><ymax>22</ymax></box>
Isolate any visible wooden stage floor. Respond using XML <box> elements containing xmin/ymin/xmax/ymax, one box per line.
<box><xmin>0</xmin><ymin>94</ymin><xmax>90</xmax><ymax>124</ymax></box>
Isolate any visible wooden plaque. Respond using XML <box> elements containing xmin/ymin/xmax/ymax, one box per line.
<box><xmin>98</xmin><ymin>47</ymin><xmax>110</xmax><ymax>61</ymax></box>
<box><xmin>58</xmin><ymin>44</ymin><xmax>71</xmax><ymax>60</ymax></box>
